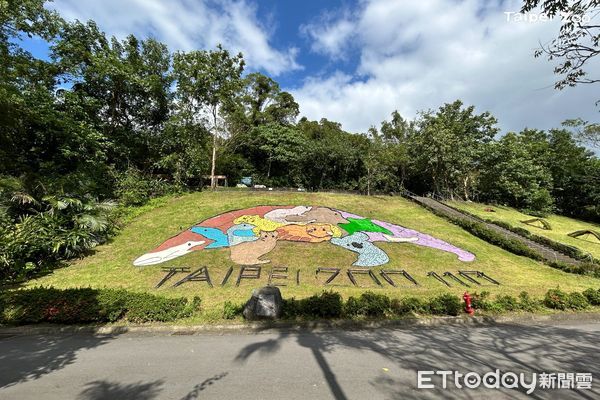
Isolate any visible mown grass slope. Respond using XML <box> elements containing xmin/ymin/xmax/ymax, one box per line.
<box><xmin>26</xmin><ymin>191</ymin><xmax>600</xmax><ymax>322</ymax></box>
<box><xmin>447</xmin><ymin>200</ymin><xmax>600</xmax><ymax>259</ymax></box>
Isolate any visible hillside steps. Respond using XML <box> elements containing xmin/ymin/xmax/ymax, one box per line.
<box><xmin>405</xmin><ymin>194</ymin><xmax>583</xmax><ymax>266</ymax></box>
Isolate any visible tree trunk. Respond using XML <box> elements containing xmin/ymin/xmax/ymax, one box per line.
<box><xmin>367</xmin><ymin>166</ymin><xmax>371</xmax><ymax>196</ymax></box>
<box><xmin>463</xmin><ymin>175</ymin><xmax>470</xmax><ymax>201</ymax></box>
<box><xmin>210</xmin><ymin>135</ymin><xmax>217</xmax><ymax>189</ymax></box>
<box><xmin>210</xmin><ymin>108</ymin><xmax>218</xmax><ymax>190</ymax></box>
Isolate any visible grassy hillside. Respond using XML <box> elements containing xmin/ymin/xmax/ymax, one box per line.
<box><xmin>447</xmin><ymin>201</ymin><xmax>600</xmax><ymax>259</ymax></box>
<box><xmin>24</xmin><ymin>191</ymin><xmax>600</xmax><ymax>322</ymax></box>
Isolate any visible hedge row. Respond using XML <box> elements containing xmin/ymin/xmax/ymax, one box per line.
<box><xmin>222</xmin><ymin>288</ymin><xmax>600</xmax><ymax>320</ymax></box>
<box><xmin>282</xmin><ymin>291</ymin><xmax>463</xmax><ymax>319</ymax></box>
<box><xmin>423</xmin><ymin>205</ymin><xmax>544</xmax><ymax>260</ymax></box>
<box><xmin>0</xmin><ymin>287</ymin><xmax>201</xmax><ymax>325</ymax></box>
<box><xmin>3</xmin><ymin>287</ymin><xmax>598</xmax><ymax>326</ymax></box>
<box><xmin>471</xmin><ymin>287</ymin><xmax>600</xmax><ymax>312</ymax></box>
<box><xmin>449</xmin><ymin>204</ymin><xmax>600</xmax><ymax>266</ymax></box>
<box><xmin>480</xmin><ymin>218</ymin><xmax>600</xmax><ymax>278</ymax></box>
<box><xmin>424</xmin><ymin>202</ymin><xmax>600</xmax><ymax>277</ymax></box>
<box><xmin>471</xmin><ymin>290</ymin><xmax>541</xmax><ymax>312</ymax></box>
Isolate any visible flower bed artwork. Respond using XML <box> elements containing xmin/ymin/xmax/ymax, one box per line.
<box><xmin>133</xmin><ymin>206</ymin><xmax>476</xmax><ymax>267</ymax></box>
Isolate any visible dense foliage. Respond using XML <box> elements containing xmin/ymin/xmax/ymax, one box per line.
<box><xmin>1</xmin><ymin>1</ymin><xmax>599</xmax><ymax>281</ymax></box>
<box><xmin>0</xmin><ymin>286</ymin><xmax>201</xmax><ymax>324</ymax></box>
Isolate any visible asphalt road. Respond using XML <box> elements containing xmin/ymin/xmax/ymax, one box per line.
<box><xmin>1</xmin><ymin>321</ymin><xmax>598</xmax><ymax>400</ymax></box>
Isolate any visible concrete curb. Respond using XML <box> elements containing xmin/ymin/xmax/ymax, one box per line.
<box><xmin>2</xmin><ymin>312</ymin><xmax>600</xmax><ymax>337</ymax></box>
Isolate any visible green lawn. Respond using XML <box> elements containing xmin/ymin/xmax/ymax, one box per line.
<box><xmin>25</xmin><ymin>191</ymin><xmax>600</xmax><ymax>322</ymax></box>
<box><xmin>446</xmin><ymin>200</ymin><xmax>600</xmax><ymax>259</ymax></box>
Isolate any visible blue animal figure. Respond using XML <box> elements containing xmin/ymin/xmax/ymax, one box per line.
<box><xmin>190</xmin><ymin>227</ymin><xmax>229</xmax><ymax>249</ymax></box>
<box><xmin>226</xmin><ymin>223</ymin><xmax>258</xmax><ymax>246</ymax></box>
<box><xmin>330</xmin><ymin>232</ymin><xmax>389</xmax><ymax>267</ymax></box>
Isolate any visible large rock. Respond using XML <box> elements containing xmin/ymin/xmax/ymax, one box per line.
<box><xmin>242</xmin><ymin>286</ymin><xmax>283</xmax><ymax>320</ymax></box>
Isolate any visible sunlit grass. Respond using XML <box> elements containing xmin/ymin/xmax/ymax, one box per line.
<box><xmin>447</xmin><ymin>200</ymin><xmax>600</xmax><ymax>259</ymax></box>
<box><xmin>26</xmin><ymin>191</ymin><xmax>600</xmax><ymax>323</ymax></box>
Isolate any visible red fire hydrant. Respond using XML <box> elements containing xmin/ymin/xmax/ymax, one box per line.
<box><xmin>463</xmin><ymin>292</ymin><xmax>474</xmax><ymax>315</ymax></box>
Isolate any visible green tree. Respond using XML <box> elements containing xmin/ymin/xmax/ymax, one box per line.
<box><xmin>52</xmin><ymin>23</ymin><xmax>173</xmax><ymax>172</ymax></box>
<box><xmin>297</xmin><ymin>118</ymin><xmax>368</xmax><ymax>190</ymax></box>
<box><xmin>412</xmin><ymin>100</ymin><xmax>498</xmax><ymax>199</ymax></box>
<box><xmin>377</xmin><ymin>111</ymin><xmax>414</xmax><ymax>191</ymax></box>
<box><xmin>479</xmin><ymin>132</ymin><xmax>554</xmax><ymax>213</ymax></box>
<box><xmin>547</xmin><ymin>128</ymin><xmax>599</xmax><ymax>217</ymax></box>
<box><xmin>247</xmin><ymin>123</ymin><xmax>307</xmax><ymax>184</ymax></box>
<box><xmin>226</xmin><ymin>72</ymin><xmax>299</xmax><ymax>139</ymax></box>
<box><xmin>172</xmin><ymin>46</ymin><xmax>244</xmax><ymax>188</ymax></box>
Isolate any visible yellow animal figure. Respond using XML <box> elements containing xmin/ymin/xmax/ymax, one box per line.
<box><xmin>234</xmin><ymin>215</ymin><xmax>286</xmax><ymax>234</ymax></box>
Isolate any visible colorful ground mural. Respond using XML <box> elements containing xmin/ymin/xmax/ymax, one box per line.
<box><xmin>133</xmin><ymin>206</ymin><xmax>476</xmax><ymax>267</ymax></box>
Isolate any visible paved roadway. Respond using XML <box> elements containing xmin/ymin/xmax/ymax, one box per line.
<box><xmin>1</xmin><ymin>321</ymin><xmax>598</xmax><ymax>399</ymax></box>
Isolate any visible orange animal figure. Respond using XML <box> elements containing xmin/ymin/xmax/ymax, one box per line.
<box><xmin>277</xmin><ymin>223</ymin><xmax>335</xmax><ymax>243</ymax></box>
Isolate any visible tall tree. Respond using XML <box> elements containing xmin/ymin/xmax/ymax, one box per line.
<box><xmin>226</xmin><ymin>72</ymin><xmax>299</xmax><ymax>138</ymax></box>
<box><xmin>378</xmin><ymin>111</ymin><xmax>415</xmax><ymax>189</ymax></box>
<box><xmin>297</xmin><ymin>118</ymin><xmax>368</xmax><ymax>190</ymax></box>
<box><xmin>412</xmin><ymin>100</ymin><xmax>498</xmax><ymax>199</ymax></box>
<box><xmin>479</xmin><ymin>132</ymin><xmax>554</xmax><ymax>213</ymax></box>
<box><xmin>547</xmin><ymin>128</ymin><xmax>598</xmax><ymax>216</ymax></box>
<box><xmin>172</xmin><ymin>46</ymin><xmax>244</xmax><ymax>189</ymax></box>
<box><xmin>52</xmin><ymin>23</ymin><xmax>173</xmax><ymax>171</ymax></box>
<box><xmin>0</xmin><ymin>0</ymin><xmax>62</xmax><ymax>179</ymax></box>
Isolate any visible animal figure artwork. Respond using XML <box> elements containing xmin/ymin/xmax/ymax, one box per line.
<box><xmin>133</xmin><ymin>206</ymin><xmax>476</xmax><ymax>267</ymax></box>
<box><xmin>230</xmin><ymin>230</ymin><xmax>278</xmax><ymax>265</ymax></box>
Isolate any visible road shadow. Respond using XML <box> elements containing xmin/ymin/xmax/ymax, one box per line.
<box><xmin>76</xmin><ymin>372</ymin><xmax>228</xmax><ymax>400</ymax></box>
<box><xmin>234</xmin><ymin>322</ymin><xmax>600</xmax><ymax>399</ymax></box>
<box><xmin>0</xmin><ymin>333</ymin><xmax>118</xmax><ymax>389</ymax></box>
<box><xmin>179</xmin><ymin>372</ymin><xmax>229</xmax><ymax>400</ymax></box>
<box><xmin>78</xmin><ymin>379</ymin><xmax>164</xmax><ymax>400</ymax></box>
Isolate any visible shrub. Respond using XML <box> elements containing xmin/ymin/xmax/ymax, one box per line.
<box><xmin>282</xmin><ymin>291</ymin><xmax>343</xmax><ymax>319</ymax></box>
<box><xmin>113</xmin><ymin>168</ymin><xmax>179</xmax><ymax>207</ymax></box>
<box><xmin>281</xmin><ymin>298</ymin><xmax>301</xmax><ymax>319</ymax></box>
<box><xmin>583</xmin><ymin>288</ymin><xmax>600</xmax><ymax>306</ymax></box>
<box><xmin>471</xmin><ymin>291</ymin><xmax>492</xmax><ymax>310</ymax></box>
<box><xmin>0</xmin><ymin>194</ymin><xmax>116</xmax><ymax>282</ymax></box>
<box><xmin>544</xmin><ymin>288</ymin><xmax>570</xmax><ymax>310</ymax></box>
<box><xmin>303</xmin><ymin>291</ymin><xmax>343</xmax><ymax>318</ymax></box>
<box><xmin>223</xmin><ymin>301</ymin><xmax>244</xmax><ymax>319</ymax></box>
<box><xmin>495</xmin><ymin>295</ymin><xmax>520</xmax><ymax>312</ymax></box>
<box><xmin>543</xmin><ymin>289</ymin><xmax>588</xmax><ymax>311</ymax></box>
<box><xmin>124</xmin><ymin>293</ymin><xmax>200</xmax><ymax>323</ymax></box>
<box><xmin>518</xmin><ymin>291</ymin><xmax>540</xmax><ymax>312</ymax></box>
<box><xmin>566</xmin><ymin>292</ymin><xmax>589</xmax><ymax>310</ymax></box>
<box><xmin>391</xmin><ymin>297</ymin><xmax>426</xmax><ymax>315</ymax></box>
<box><xmin>549</xmin><ymin>261</ymin><xmax>600</xmax><ymax>278</ymax></box>
<box><xmin>469</xmin><ymin>291</ymin><xmax>503</xmax><ymax>313</ymax></box>
<box><xmin>344</xmin><ymin>291</ymin><xmax>391</xmax><ymax>317</ymax></box>
<box><xmin>427</xmin><ymin>294</ymin><xmax>462</xmax><ymax>316</ymax></box>
<box><xmin>0</xmin><ymin>287</ymin><xmax>201</xmax><ymax>325</ymax></box>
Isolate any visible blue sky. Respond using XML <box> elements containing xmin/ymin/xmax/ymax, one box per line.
<box><xmin>22</xmin><ymin>0</ymin><xmax>599</xmax><ymax>134</ymax></box>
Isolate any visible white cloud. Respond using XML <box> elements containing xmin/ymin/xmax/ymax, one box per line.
<box><xmin>292</xmin><ymin>0</ymin><xmax>600</xmax><ymax>134</ymax></box>
<box><xmin>300</xmin><ymin>11</ymin><xmax>356</xmax><ymax>59</ymax></box>
<box><xmin>50</xmin><ymin>0</ymin><xmax>300</xmax><ymax>76</ymax></box>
